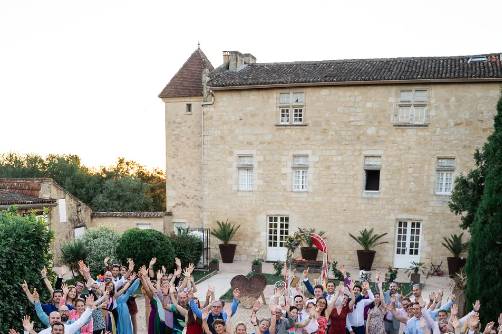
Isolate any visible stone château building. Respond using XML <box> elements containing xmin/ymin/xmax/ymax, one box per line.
<box><xmin>159</xmin><ymin>49</ymin><xmax>502</xmax><ymax>268</ymax></box>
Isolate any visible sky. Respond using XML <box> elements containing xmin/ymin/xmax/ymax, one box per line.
<box><xmin>0</xmin><ymin>0</ymin><xmax>500</xmax><ymax>170</ymax></box>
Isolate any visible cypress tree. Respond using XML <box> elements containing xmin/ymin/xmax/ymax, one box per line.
<box><xmin>465</xmin><ymin>93</ymin><xmax>502</xmax><ymax>324</ymax></box>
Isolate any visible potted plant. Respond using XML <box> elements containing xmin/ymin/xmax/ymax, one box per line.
<box><xmin>252</xmin><ymin>258</ymin><xmax>263</xmax><ymax>273</ymax></box>
<box><xmin>442</xmin><ymin>233</ymin><xmax>468</xmax><ymax>277</ymax></box>
<box><xmin>211</xmin><ymin>219</ymin><xmax>240</xmax><ymax>263</ymax></box>
<box><xmin>209</xmin><ymin>258</ymin><xmax>219</xmax><ymax>271</ymax></box>
<box><xmin>298</xmin><ymin>228</ymin><xmax>326</xmax><ymax>261</ymax></box>
<box><xmin>385</xmin><ymin>266</ymin><xmax>398</xmax><ymax>282</ymax></box>
<box><xmin>349</xmin><ymin>228</ymin><xmax>388</xmax><ymax>270</ymax></box>
<box><xmin>405</xmin><ymin>261</ymin><xmax>426</xmax><ymax>284</ymax></box>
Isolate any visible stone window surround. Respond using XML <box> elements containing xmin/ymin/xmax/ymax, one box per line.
<box><xmin>237</xmin><ymin>154</ymin><xmax>255</xmax><ymax>192</ymax></box>
<box><xmin>392</xmin><ymin>87</ymin><xmax>431</xmax><ymax>127</ymax></box>
<box><xmin>232</xmin><ymin>150</ymin><xmax>259</xmax><ymax>192</ymax></box>
<box><xmin>286</xmin><ymin>151</ymin><xmax>315</xmax><ymax>193</ymax></box>
<box><xmin>277</xmin><ymin>91</ymin><xmax>306</xmax><ymax>126</ymax></box>
<box><xmin>435</xmin><ymin>156</ymin><xmax>456</xmax><ymax>196</ymax></box>
<box><xmin>362</xmin><ymin>150</ymin><xmax>383</xmax><ymax>197</ymax></box>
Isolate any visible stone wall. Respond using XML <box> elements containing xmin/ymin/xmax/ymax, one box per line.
<box><xmin>194</xmin><ymin>83</ymin><xmax>499</xmax><ymax>267</ymax></box>
<box><xmin>89</xmin><ymin>215</ymin><xmax>164</xmax><ymax>234</ymax></box>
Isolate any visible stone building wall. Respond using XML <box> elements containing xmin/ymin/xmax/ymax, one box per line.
<box><xmin>195</xmin><ymin>83</ymin><xmax>499</xmax><ymax>267</ymax></box>
<box><xmin>163</xmin><ymin>96</ymin><xmax>204</xmax><ymax>229</ymax></box>
<box><xmin>89</xmin><ymin>215</ymin><xmax>164</xmax><ymax>234</ymax></box>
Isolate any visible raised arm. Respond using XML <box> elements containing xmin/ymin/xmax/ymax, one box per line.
<box><xmin>40</xmin><ymin>266</ymin><xmax>54</xmax><ymax>295</ymax></box>
<box><xmin>189</xmin><ymin>296</ymin><xmax>203</xmax><ymax>319</ymax></box>
<box><xmin>20</xmin><ymin>281</ymin><xmax>35</xmax><ymax>305</ymax></box>
<box><xmin>229</xmin><ymin>288</ymin><xmax>241</xmax><ymax>316</ymax></box>
<box><xmin>302</xmin><ymin>268</ymin><xmax>315</xmax><ymax>296</ymax></box>
<box><xmin>148</xmin><ymin>257</ymin><xmax>157</xmax><ymax>279</ymax></box>
<box><xmin>201</xmin><ymin>308</ymin><xmax>212</xmax><ymax>334</ymax></box>
<box><xmin>66</xmin><ymin>296</ymin><xmax>95</xmax><ymax>334</ymax></box>
<box><xmin>32</xmin><ymin>289</ymin><xmax>49</xmax><ymax>327</ymax></box>
<box><xmin>325</xmin><ymin>282</ymin><xmax>345</xmax><ymax>316</ymax></box>
<box><xmin>169</xmin><ymin>286</ymin><xmax>188</xmax><ymax>317</ymax></box>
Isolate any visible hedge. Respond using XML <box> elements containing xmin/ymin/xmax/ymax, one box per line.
<box><xmin>0</xmin><ymin>207</ymin><xmax>53</xmax><ymax>333</ymax></box>
<box><xmin>116</xmin><ymin>228</ymin><xmax>175</xmax><ymax>272</ymax></box>
<box><xmin>171</xmin><ymin>231</ymin><xmax>203</xmax><ymax>268</ymax></box>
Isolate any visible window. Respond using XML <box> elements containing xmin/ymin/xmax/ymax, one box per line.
<box><xmin>237</xmin><ymin>155</ymin><xmax>254</xmax><ymax>191</ymax></box>
<box><xmin>278</xmin><ymin>92</ymin><xmax>305</xmax><ymax>125</ymax></box>
<box><xmin>267</xmin><ymin>216</ymin><xmax>289</xmax><ymax>248</ymax></box>
<box><xmin>137</xmin><ymin>223</ymin><xmax>152</xmax><ymax>230</ymax></box>
<box><xmin>186</xmin><ymin>103</ymin><xmax>192</xmax><ymax>113</ymax></box>
<box><xmin>393</xmin><ymin>89</ymin><xmax>429</xmax><ymax>125</ymax></box>
<box><xmin>74</xmin><ymin>227</ymin><xmax>86</xmax><ymax>240</ymax></box>
<box><xmin>364</xmin><ymin>156</ymin><xmax>381</xmax><ymax>192</ymax></box>
<box><xmin>292</xmin><ymin>155</ymin><xmax>308</xmax><ymax>191</ymax></box>
<box><xmin>436</xmin><ymin>158</ymin><xmax>455</xmax><ymax>195</ymax></box>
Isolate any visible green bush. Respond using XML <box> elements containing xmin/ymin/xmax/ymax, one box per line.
<box><xmin>171</xmin><ymin>230</ymin><xmax>203</xmax><ymax>267</ymax></box>
<box><xmin>81</xmin><ymin>227</ymin><xmax>120</xmax><ymax>276</ymax></box>
<box><xmin>116</xmin><ymin>228</ymin><xmax>175</xmax><ymax>272</ymax></box>
<box><xmin>0</xmin><ymin>207</ymin><xmax>53</xmax><ymax>333</ymax></box>
<box><xmin>61</xmin><ymin>240</ymin><xmax>88</xmax><ymax>274</ymax></box>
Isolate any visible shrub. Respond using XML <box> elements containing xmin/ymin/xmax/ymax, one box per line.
<box><xmin>171</xmin><ymin>229</ymin><xmax>203</xmax><ymax>268</ymax></box>
<box><xmin>116</xmin><ymin>228</ymin><xmax>175</xmax><ymax>272</ymax></box>
<box><xmin>0</xmin><ymin>207</ymin><xmax>53</xmax><ymax>333</ymax></box>
<box><xmin>273</xmin><ymin>261</ymin><xmax>284</xmax><ymax>276</ymax></box>
<box><xmin>211</xmin><ymin>219</ymin><xmax>240</xmax><ymax>244</ymax></box>
<box><xmin>81</xmin><ymin>227</ymin><xmax>120</xmax><ymax>276</ymax></box>
<box><xmin>60</xmin><ymin>240</ymin><xmax>88</xmax><ymax>275</ymax></box>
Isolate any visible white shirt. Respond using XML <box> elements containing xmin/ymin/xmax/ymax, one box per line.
<box><xmin>346</xmin><ymin>289</ymin><xmax>375</xmax><ymax>330</ymax></box>
<box><xmin>29</xmin><ymin>308</ymin><xmax>93</xmax><ymax>334</ymax></box>
<box><xmin>295</xmin><ymin>309</ymin><xmax>319</xmax><ymax>334</ymax></box>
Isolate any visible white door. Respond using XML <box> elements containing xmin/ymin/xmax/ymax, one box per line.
<box><xmin>393</xmin><ymin>220</ymin><xmax>422</xmax><ymax>268</ymax></box>
<box><xmin>266</xmin><ymin>216</ymin><xmax>289</xmax><ymax>261</ymax></box>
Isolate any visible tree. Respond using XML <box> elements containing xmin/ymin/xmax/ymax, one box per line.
<box><xmin>81</xmin><ymin>227</ymin><xmax>120</xmax><ymax>277</ymax></box>
<box><xmin>60</xmin><ymin>240</ymin><xmax>88</xmax><ymax>276</ymax></box>
<box><xmin>171</xmin><ymin>229</ymin><xmax>203</xmax><ymax>268</ymax></box>
<box><xmin>449</xmin><ymin>149</ymin><xmax>486</xmax><ymax>230</ymax></box>
<box><xmin>0</xmin><ymin>207</ymin><xmax>53</xmax><ymax>333</ymax></box>
<box><xmin>463</xmin><ymin>94</ymin><xmax>502</xmax><ymax>324</ymax></box>
<box><xmin>91</xmin><ymin>176</ymin><xmax>154</xmax><ymax>212</ymax></box>
<box><xmin>116</xmin><ymin>228</ymin><xmax>175</xmax><ymax>272</ymax></box>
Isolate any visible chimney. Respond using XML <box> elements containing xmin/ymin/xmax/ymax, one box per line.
<box><xmin>223</xmin><ymin>51</ymin><xmax>256</xmax><ymax>71</ymax></box>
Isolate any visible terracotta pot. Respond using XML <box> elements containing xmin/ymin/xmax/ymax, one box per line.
<box><xmin>301</xmin><ymin>247</ymin><xmax>319</xmax><ymax>260</ymax></box>
<box><xmin>447</xmin><ymin>257</ymin><xmax>466</xmax><ymax>277</ymax></box>
<box><xmin>252</xmin><ymin>263</ymin><xmax>262</xmax><ymax>273</ymax></box>
<box><xmin>356</xmin><ymin>250</ymin><xmax>376</xmax><ymax>270</ymax></box>
<box><xmin>219</xmin><ymin>244</ymin><xmax>237</xmax><ymax>263</ymax></box>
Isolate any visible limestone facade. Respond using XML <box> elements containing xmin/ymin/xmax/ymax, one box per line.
<box><xmin>89</xmin><ymin>214</ymin><xmax>164</xmax><ymax>234</ymax></box>
<box><xmin>163</xmin><ymin>82</ymin><xmax>500</xmax><ymax>268</ymax></box>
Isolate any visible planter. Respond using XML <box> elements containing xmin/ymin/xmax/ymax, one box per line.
<box><xmin>209</xmin><ymin>262</ymin><xmax>219</xmax><ymax>271</ymax></box>
<box><xmin>410</xmin><ymin>273</ymin><xmax>421</xmax><ymax>284</ymax></box>
<box><xmin>356</xmin><ymin>250</ymin><xmax>376</xmax><ymax>270</ymax></box>
<box><xmin>301</xmin><ymin>247</ymin><xmax>319</xmax><ymax>261</ymax></box>
<box><xmin>252</xmin><ymin>263</ymin><xmax>262</xmax><ymax>273</ymax></box>
<box><xmin>219</xmin><ymin>244</ymin><xmax>237</xmax><ymax>263</ymax></box>
<box><xmin>447</xmin><ymin>257</ymin><xmax>466</xmax><ymax>277</ymax></box>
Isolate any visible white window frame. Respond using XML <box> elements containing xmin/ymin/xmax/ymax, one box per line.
<box><xmin>237</xmin><ymin>154</ymin><xmax>254</xmax><ymax>192</ymax></box>
<box><xmin>393</xmin><ymin>89</ymin><xmax>429</xmax><ymax>126</ymax></box>
<box><xmin>363</xmin><ymin>156</ymin><xmax>382</xmax><ymax>193</ymax></box>
<box><xmin>278</xmin><ymin>92</ymin><xmax>305</xmax><ymax>125</ymax></box>
<box><xmin>137</xmin><ymin>222</ymin><xmax>152</xmax><ymax>230</ymax></box>
<box><xmin>435</xmin><ymin>158</ymin><xmax>455</xmax><ymax>195</ymax></box>
<box><xmin>292</xmin><ymin>154</ymin><xmax>309</xmax><ymax>192</ymax></box>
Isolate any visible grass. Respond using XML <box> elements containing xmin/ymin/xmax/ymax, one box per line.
<box><xmin>219</xmin><ymin>272</ymin><xmax>412</xmax><ymax>301</ymax></box>
<box><xmin>193</xmin><ymin>269</ymin><xmax>216</xmax><ymax>283</ymax></box>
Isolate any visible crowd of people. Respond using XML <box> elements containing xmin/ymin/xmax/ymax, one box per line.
<box><xmin>11</xmin><ymin>257</ymin><xmax>502</xmax><ymax>334</ymax></box>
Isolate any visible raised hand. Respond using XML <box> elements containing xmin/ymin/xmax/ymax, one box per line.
<box><xmin>104</xmin><ymin>256</ymin><xmax>110</xmax><ymax>265</ymax></box>
<box><xmin>473</xmin><ymin>300</ymin><xmax>481</xmax><ymax>312</ymax></box>
<box><xmin>187</xmin><ymin>263</ymin><xmax>195</xmax><ymax>275</ymax></box>
<box><xmin>156</xmin><ymin>270</ymin><xmax>163</xmax><ymax>282</ymax></box>
<box><xmin>32</xmin><ymin>288</ymin><xmax>40</xmax><ymax>302</ymax></box>
<box><xmin>41</xmin><ymin>266</ymin><xmax>47</xmax><ymax>278</ymax></box>
<box><xmin>161</xmin><ymin>285</ymin><xmax>170</xmax><ymax>296</ymax></box>
<box><xmin>233</xmin><ymin>288</ymin><xmax>241</xmax><ymax>300</ymax></box>
<box><xmin>303</xmin><ymin>267</ymin><xmax>309</xmax><ymax>279</ymax></box>
<box><xmin>498</xmin><ymin>313</ymin><xmax>502</xmax><ymax>327</ymax></box>
<box><xmin>208</xmin><ymin>285</ymin><xmax>215</xmax><ymax>295</ymax></box>
<box><xmin>451</xmin><ymin>303</ymin><xmax>458</xmax><ymax>317</ymax></box>
<box><xmin>62</xmin><ymin>283</ymin><xmax>69</xmax><ymax>295</ymax></box>
<box><xmin>202</xmin><ymin>307</ymin><xmax>209</xmax><ymax>320</ymax></box>
<box><xmin>129</xmin><ymin>272</ymin><xmax>137</xmax><ymax>281</ymax></box>
<box><xmin>59</xmin><ymin>266</ymin><xmax>68</xmax><ymax>278</ymax></box>
<box><xmin>183</xmin><ymin>267</ymin><xmax>190</xmax><ymax>278</ymax></box>
<box><xmin>149</xmin><ymin>257</ymin><xmax>157</xmax><ymax>268</ymax></box>
<box><xmin>22</xmin><ymin>315</ymin><xmax>34</xmax><ymax>331</ymax></box>
<box><xmin>451</xmin><ymin>316</ymin><xmax>460</xmax><ymax>329</ymax></box>
<box><xmin>469</xmin><ymin>314</ymin><xmax>480</xmax><ymax>329</ymax></box>
<box><xmin>161</xmin><ymin>265</ymin><xmax>167</xmax><ymax>274</ymax></box>
<box><xmin>483</xmin><ymin>322</ymin><xmax>495</xmax><ymax>334</ymax></box>
<box><xmin>252</xmin><ymin>300</ymin><xmax>262</xmax><ymax>313</ymax></box>
<box><xmin>174</xmin><ymin>267</ymin><xmax>182</xmax><ymax>277</ymax></box>
<box><xmin>375</xmin><ymin>271</ymin><xmax>381</xmax><ymax>283</ymax></box>
<box><xmin>175</xmin><ymin>257</ymin><xmax>182</xmax><ymax>268</ymax></box>
<box><xmin>85</xmin><ymin>294</ymin><xmax>95</xmax><ymax>308</ymax></box>
<box><xmin>340</xmin><ymin>264</ymin><xmax>346</xmax><ymax>275</ymax></box>
<box><xmin>20</xmin><ymin>280</ymin><xmax>28</xmax><ymax>291</ymax></box>
<box><xmin>8</xmin><ymin>329</ymin><xmax>20</xmax><ymax>334</ymax></box>
<box><xmin>128</xmin><ymin>258</ymin><xmax>135</xmax><ymax>270</ymax></box>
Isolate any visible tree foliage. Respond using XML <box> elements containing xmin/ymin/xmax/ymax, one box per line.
<box><xmin>0</xmin><ymin>208</ymin><xmax>53</xmax><ymax>333</ymax></box>
<box><xmin>60</xmin><ymin>240</ymin><xmax>88</xmax><ymax>275</ymax></box>
<box><xmin>81</xmin><ymin>227</ymin><xmax>120</xmax><ymax>277</ymax></box>
<box><xmin>171</xmin><ymin>229</ymin><xmax>203</xmax><ymax>267</ymax></box>
<box><xmin>116</xmin><ymin>228</ymin><xmax>175</xmax><ymax>272</ymax></box>
<box><xmin>463</xmin><ymin>94</ymin><xmax>502</xmax><ymax>325</ymax></box>
<box><xmin>0</xmin><ymin>154</ymin><xmax>166</xmax><ymax>212</ymax></box>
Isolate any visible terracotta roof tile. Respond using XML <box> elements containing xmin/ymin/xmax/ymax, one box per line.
<box><xmin>208</xmin><ymin>53</ymin><xmax>502</xmax><ymax>88</ymax></box>
<box><xmin>92</xmin><ymin>211</ymin><xmax>166</xmax><ymax>218</ymax></box>
<box><xmin>159</xmin><ymin>48</ymin><xmax>214</xmax><ymax>98</ymax></box>
<box><xmin>0</xmin><ymin>189</ymin><xmax>56</xmax><ymax>205</ymax></box>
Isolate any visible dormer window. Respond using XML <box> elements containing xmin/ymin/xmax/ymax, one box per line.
<box><xmin>468</xmin><ymin>55</ymin><xmax>487</xmax><ymax>63</ymax></box>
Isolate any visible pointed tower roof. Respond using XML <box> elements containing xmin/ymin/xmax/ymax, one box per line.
<box><xmin>159</xmin><ymin>48</ymin><xmax>214</xmax><ymax>98</ymax></box>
